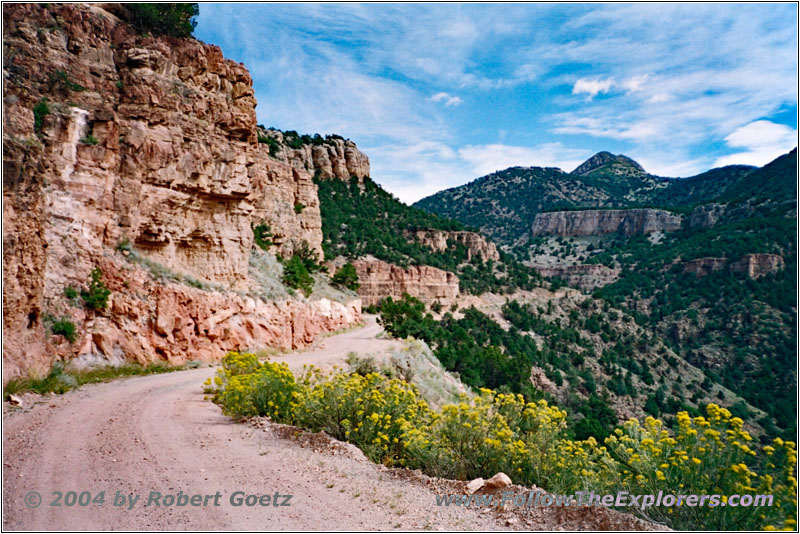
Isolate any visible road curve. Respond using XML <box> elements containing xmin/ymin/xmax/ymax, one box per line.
<box><xmin>2</xmin><ymin>317</ymin><xmax>504</xmax><ymax>530</ymax></box>
<box><xmin>3</xmin><ymin>316</ymin><xmax>656</xmax><ymax>531</ymax></box>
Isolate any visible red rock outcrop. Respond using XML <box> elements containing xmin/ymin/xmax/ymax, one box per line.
<box><xmin>729</xmin><ymin>254</ymin><xmax>785</xmax><ymax>279</ymax></box>
<box><xmin>34</xmin><ymin>255</ymin><xmax>361</xmax><ymax>377</ymax></box>
<box><xmin>352</xmin><ymin>259</ymin><xmax>459</xmax><ymax>307</ymax></box>
<box><xmin>407</xmin><ymin>230</ymin><xmax>500</xmax><ymax>262</ymax></box>
<box><xmin>682</xmin><ymin>254</ymin><xmax>784</xmax><ymax>279</ymax></box>
<box><xmin>531</xmin><ymin>264</ymin><xmax>620</xmax><ymax>291</ymax></box>
<box><xmin>531</xmin><ymin>209</ymin><xmax>682</xmax><ymax>237</ymax></box>
<box><xmin>262</xmin><ymin>129</ymin><xmax>371</xmax><ymax>182</ymax></box>
<box><xmin>2</xmin><ymin>4</ymin><xmax>360</xmax><ymax>379</ymax></box>
<box><xmin>683</xmin><ymin>258</ymin><xmax>728</xmax><ymax>277</ymax></box>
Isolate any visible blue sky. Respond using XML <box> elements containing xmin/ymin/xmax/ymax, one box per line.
<box><xmin>196</xmin><ymin>3</ymin><xmax>798</xmax><ymax>203</ymax></box>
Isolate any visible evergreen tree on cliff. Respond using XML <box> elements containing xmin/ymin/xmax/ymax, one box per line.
<box><xmin>126</xmin><ymin>3</ymin><xmax>199</xmax><ymax>38</ymax></box>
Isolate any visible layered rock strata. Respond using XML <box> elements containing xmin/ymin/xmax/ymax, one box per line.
<box><xmin>2</xmin><ymin>4</ymin><xmax>360</xmax><ymax>378</ymax></box>
<box><xmin>261</xmin><ymin>129</ymin><xmax>370</xmax><ymax>182</ymax></box>
<box><xmin>352</xmin><ymin>259</ymin><xmax>459</xmax><ymax>307</ymax></box>
<box><xmin>408</xmin><ymin>230</ymin><xmax>500</xmax><ymax>262</ymax></box>
<box><xmin>531</xmin><ymin>209</ymin><xmax>682</xmax><ymax>237</ymax></box>
<box><xmin>531</xmin><ymin>264</ymin><xmax>620</xmax><ymax>291</ymax></box>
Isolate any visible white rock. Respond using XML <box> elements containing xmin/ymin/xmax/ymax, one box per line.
<box><xmin>465</xmin><ymin>478</ymin><xmax>485</xmax><ymax>495</ymax></box>
<box><xmin>484</xmin><ymin>472</ymin><xmax>512</xmax><ymax>489</ymax></box>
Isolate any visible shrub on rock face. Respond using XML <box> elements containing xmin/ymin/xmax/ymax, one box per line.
<box><xmin>50</xmin><ymin>318</ymin><xmax>77</xmax><ymax>343</ymax></box>
<box><xmin>281</xmin><ymin>255</ymin><xmax>314</xmax><ymax>296</ymax></box>
<box><xmin>81</xmin><ymin>268</ymin><xmax>111</xmax><ymax>311</ymax></box>
<box><xmin>331</xmin><ymin>263</ymin><xmax>360</xmax><ymax>291</ymax></box>
<box><xmin>126</xmin><ymin>3</ymin><xmax>199</xmax><ymax>38</ymax></box>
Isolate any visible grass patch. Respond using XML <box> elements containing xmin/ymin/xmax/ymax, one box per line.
<box><xmin>4</xmin><ymin>362</ymin><xmax>184</xmax><ymax>399</ymax></box>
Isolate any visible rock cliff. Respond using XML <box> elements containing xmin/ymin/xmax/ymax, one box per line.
<box><xmin>2</xmin><ymin>4</ymin><xmax>361</xmax><ymax>379</ymax></box>
<box><xmin>352</xmin><ymin>259</ymin><xmax>459</xmax><ymax>307</ymax></box>
<box><xmin>531</xmin><ymin>209</ymin><xmax>682</xmax><ymax>237</ymax></box>
<box><xmin>683</xmin><ymin>254</ymin><xmax>784</xmax><ymax>279</ymax></box>
<box><xmin>407</xmin><ymin>230</ymin><xmax>500</xmax><ymax>262</ymax></box>
<box><xmin>688</xmin><ymin>203</ymin><xmax>725</xmax><ymax>229</ymax></box>
<box><xmin>729</xmin><ymin>254</ymin><xmax>785</xmax><ymax>279</ymax></box>
<box><xmin>260</xmin><ymin>128</ymin><xmax>370</xmax><ymax>182</ymax></box>
<box><xmin>531</xmin><ymin>264</ymin><xmax>620</xmax><ymax>291</ymax></box>
<box><xmin>682</xmin><ymin>257</ymin><xmax>728</xmax><ymax>277</ymax></box>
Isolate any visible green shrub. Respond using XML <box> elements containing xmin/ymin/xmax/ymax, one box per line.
<box><xmin>281</xmin><ymin>255</ymin><xmax>313</xmax><ymax>296</ymax></box>
<box><xmin>293</xmin><ymin>241</ymin><xmax>326</xmax><ymax>273</ymax></box>
<box><xmin>217</xmin><ymin>361</ymin><xmax>298</xmax><ymax>422</ymax></box>
<box><xmin>293</xmin><ymin>202</ymin><xmax>305</xmax><ymax>214</ymax></box>
<box><xmin>50</xmin><ymin>318</ymin><xmax>77</xmax><ymax>343</ymax></box>
<box><xmin>64</xmin><ymin>286</ymin><xmax>78</xmax><ymax>300</ymax></box>
<box><xmin>33</xmin><ymin>98</ymin><xmax>49</xmax><ymax>133</ymax></box>
<box><xmin>331</xmin><ymin>263</ymin><xmax>360</xmax><ymax>291</ymax></box>
<box><xmin>345</xmin><ymin>352</ymin><xmax>378</xmax><ymax>376</ymax></box>
<box><xmin>252</xmin><ymin>222</ymin><xmax>272</xmax><ymax>251</ymax></box>
<box><xmin>51</xmin><ymin>69</ymin><xmax>86</xmax><ymax>92</ymax></box>
<box><xmin>81</xmin><ymin>267</ymin><xmax>111</xmax><ymax>311</ymax></box>
<box><xmin>258</xmin><ymin>135</ymin><xmax>281</xmax><ymax>157</ymax></box>
<box><xmin>80</xmin><ymin>135</ymin><xmax>98</xmax><ymax>145</ymax></box>
<box><xmin>126</xmin><ymin>3</ymin><xmax>199</xmax><ymax>37</ymax></box>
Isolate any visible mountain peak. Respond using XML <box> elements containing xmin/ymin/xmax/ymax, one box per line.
<box><xmin>571</xmin><ymin>152</ymin><xmax>647</xmax><ymax>177</ymax></box>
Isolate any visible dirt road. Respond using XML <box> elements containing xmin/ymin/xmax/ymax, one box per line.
<box><xmin>2</xmin><ymin>316</ymin><xmax>657</xmax><ymax>530</ymax></box>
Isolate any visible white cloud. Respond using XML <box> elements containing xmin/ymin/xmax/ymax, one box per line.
<box><xmin>572</xmin><ymin>77</ymin><xmax>614</xmax><ymax>99</ymax></box>
<box><xmin>621</xmin><ymin>74</ymin><xmax>649</xmax><ymax>92</ymax></box>
<box><xmin>366</xmin><ymin>141</ymin><xmax>588</xmax><ymax>204</ymax></box>
<box><xmin>428</xmin><ymin>92</ymin><xmax>463</xmax><ymax>107</ymax></box>
<box><xmin>713</xmin><ymin>120</ymin><xmax>797</xmax><ymax>167</ymax></box>
<box><xmin>647</xmin><ymin>92</ymin><xmax>672</xmax><ymax>104</ymax></box>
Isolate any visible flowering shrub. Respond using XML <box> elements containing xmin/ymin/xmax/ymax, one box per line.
<box><xmin>210</xmin><ymin>353</ymin><xmax>796</xmax><ymax>531</ymax></box>
<box><xmin>603</xmin><ymin>405</ymin><xmax>797</xmax><ymax>530</ymax></box>
<box><xmin>402</xmin><ymin>389</ymin><xmax>612</xmax><ymax>493</ymax></box>
<box><xmin>206</xmin><ymin>352</ymin><xmax>298</xmax><ymax>422</ymax></box>
<box><xmin>293</xmin><ymin>371</ymin><xmax>431</xmax><ymax>464</ymax></box>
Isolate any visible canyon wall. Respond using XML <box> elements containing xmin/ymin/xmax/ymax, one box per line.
<box><xmin>408</xmin><ymin>229</ymin><xmax>500</xmax><ymax>262</ymax></box>
<box><xmin>2</xmin><ymin>4</ymin><xmax>360</xmax><ymax>378</ymax></box>
<box><xmin>352</xmin><ymin>259</ymin><xmax>459</xmax><ymax>307</ymax></box>
<box><xmin>531</xmin><ymin>209</ymin><xmax>682</xmax><ymax>237</ymax></box>
<box><xmin>261</xmin><ymin>129</ymin><xmax>371</xmax><ymax>182</ymax></box>
<box><xmin>729</xmin><ymin>254</ymin><xmax>785</xmax><ymax>279</ymax></box>
<box><xmin>683</xmin><ymin>254</ymin><xmax>784</xmax><ymax>279</ymax></box>
<box><xmin>531</xmin><ymin>264</ymin><xmax>620</xmax><ymax>291</ymax></box>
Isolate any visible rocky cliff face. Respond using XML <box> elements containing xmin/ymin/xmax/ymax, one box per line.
<box><xmin>730</xmin><ymin>254</ymin><xmax>785</xmax><ymax>279</ymax></box>
<box><xmin>531</xmin><ymin>264</ymin><xmax>620</xmax><ymax>291</ymax></box>
<box><xmin>683</xmin><ymin>257</ymin><xmax>728</xmax><ymax>277</ymax></box>
<box><xmin>352</xmin><ymin>259</ymin><xmax>459</xmax><ymax>307</ymax></box>
<box><xmin>531</xmin><ymin>209</ymin><xmax>682</xmax><ymax>237</ymax></box>
<box><xmin>688</xmin><ymin>203</ymin><xmax>725</xmax><ymax>229</ymax></box>
<box><xmin>407</xmin><ymin>230</ymin><xmax>500</xmax><ymax>262</ymax></box>
<box><xmin>683</xmin><ymin>254</ymin><xmax>784</xmax><ymax>279</ymax></box>
<box><xmin>2</xmin><ymin>4</ymin><xmax>360</xmax><ymax>379</ymax></box>
<box><xmin>261</xmin><ymin>129</ymin><xmax>370</xmax><ymax>182</ymax></box>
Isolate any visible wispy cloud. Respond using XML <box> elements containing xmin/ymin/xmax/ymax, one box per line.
<box><xmin>572</xmin><ymin>78</ymin><xmax>614</xmax><ymax>99</ymax></box>
<box><xmin>429</xmin><ymin>92</ymin><xmax>463</xmax><ymax>107</ymax></box>
<box><xmin>196</xmin><ymin>3</ymin><xmax>797</xmax><ymax>199</ymax></box>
